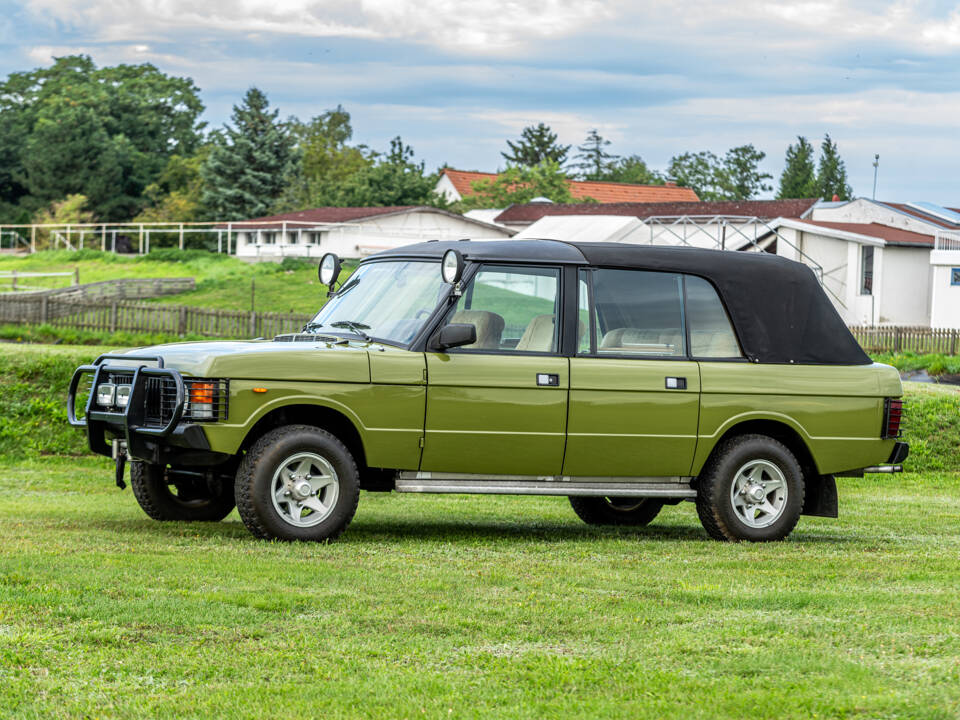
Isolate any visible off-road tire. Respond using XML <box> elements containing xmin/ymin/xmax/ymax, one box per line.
<box><xmin>695</xmin><ymin>434</ymin><xmax>805</xmax><ymax>542</ymax></box>
<box><xmin>235</xmin><ymin>424</ymin><xmax>360</xmax><ymax>542</ymax></box>
<box><xmin>568</xmin><ymin>496</ymin><xmax>664</xmax><ymax>526</ymax></box>
<box><xmin>130</xmin><ymin>461</ymin><xmax>235</xmax><ymax>522</ymax></box>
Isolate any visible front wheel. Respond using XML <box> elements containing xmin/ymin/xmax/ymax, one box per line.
<box><xmin>235</xmin><ymin>425</ymin><xmax>360</xmax><ymax>542</ymax></box>
<box><xmin>569</xmin><ymin>496</ymin><xmax>664</xmax><ymax>526</ymax></box>
<box><xmin>695</xmin><ymin>434</ymin><xmax>805</xmax><ymax>542</ymax></box>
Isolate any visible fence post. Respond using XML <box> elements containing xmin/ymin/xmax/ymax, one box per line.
<box><xmin>30</xmin><ymin>225</ymin><xmax>36</xmax><ymax>253</ymax></box>
<box><xmin>179</xmin><ymin>223</ymin><xmax>184</xmax><ymax>251</ymax></box>
<box><xmin>73</xmin><ymin>267</ymin><xmax>79</xmax><ymax>286</ymax></box>
<box><xmin>951</xmin><ymin>330</ymin><xmax>957</xmax><ymax>356</ymax></box>
<box><xmin>110</xmin><ymin>302</ymin><xmax>117</xmax><ymax>333</ymax></box>
<box><xmin>894</xmin><ymin>327</ymin><xmax>902</xmax><ymax>352</ymax></box>
<box><xmin>11</xmin><ymin>270</ymin><xmax>16</xmax><ymax>291</ymax></box>
<box><xmin>178</xmin><ymin>306</ymin><xmax>187</xmax><ymax>336</ymax></box>
<box><xmin>250</xmin><ymin>310</ymin><xmax>257</xmax><ymax>338</ymax></box>
<box><xmin>40</xmin><ymin>296</ymin><xmax>48</xmax><ymax>324</ymax></box>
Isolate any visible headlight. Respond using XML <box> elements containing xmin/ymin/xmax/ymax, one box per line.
<box><xmin>96</xmin><ymin>384</ymin><xmax>116</xmax><ymax>406</ymax></box>
<box><xmin>187</xmin><ymin>381</ymin><xmax>215</xmax><ymax>419</ymax></box>
<box><xmin>115</xmin><ymin>385</ymin><xmax>132</xmax><ymax>408</ymax></box>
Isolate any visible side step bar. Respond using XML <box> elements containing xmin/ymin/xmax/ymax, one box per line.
<box><xmin>396</xmin><ymin>472</ymin><xmax>697</xmax><ymax>498</ymax></box>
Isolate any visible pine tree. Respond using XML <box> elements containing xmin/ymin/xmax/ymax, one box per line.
<box><xmin>201</xmin><ymin>88</ymin><xmax>294</xmax><ymax>219</ymax></box>
<box><xmin>777</xmin><ymin>136</ymin><xmax>817</xmax><ymax>198</ymax></box>
<box><xmin>572</xmin><ymin>129</ymin><xmax>618</xmax><ymax>180</ymax></box>
<box><xmin>501</xmin><ymin>123</ymin><xmax>570</xmax><ymax>167</ymax></box>
<box><xmin>719</xmin><ymin>145</ymin><xmax>772</xmax><ymax>200</ymax></box>
<box><xmin>816</xmin><ymin>133</ymin><xmax>853</xmax><ymax>200</ymax></box>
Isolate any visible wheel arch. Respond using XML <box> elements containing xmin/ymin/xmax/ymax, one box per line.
<box><xmin>240</xmin><ymin>403</ymin><xmax>368</xmax><ymax>472</ymax></box>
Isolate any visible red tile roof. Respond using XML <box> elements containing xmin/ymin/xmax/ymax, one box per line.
<box><xmin>495</xmin><ymin>198</ymin><xmax>818</xmax><ymax>224</ymax></box>
<box><xmin>231</xmin><ymin>206</ymin><xmax>420</xmax><ymax>226</ymax></box>
<box><xmin>881</xmin><ymin>202</ymin><xmax>960</xmax><ymax>229</ymax></box>
<box><xmin>793</xmin><ymin>220</ymin><xmax>935</xmax><ymax>247</ymax></box>
<box><xmin>440</xmin><ymin>169</ymin><xmax>700</xmax><ymax>204</ymax></box>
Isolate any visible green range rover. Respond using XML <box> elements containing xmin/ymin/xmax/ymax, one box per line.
<box><xmin>67</xmin><ymin>240</ymin><xmax>908</xmax><ymax>543</ymax></box>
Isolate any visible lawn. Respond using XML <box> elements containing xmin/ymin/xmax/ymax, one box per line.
<box><xmin>0</xmin><ymin>250</ymin><xmax>337</xmax><ymax>315</ymax></box>
<box><xmin>1</xmin><ymin>344</ymin><xmax>959</xmax><ymax>718</ymax></box>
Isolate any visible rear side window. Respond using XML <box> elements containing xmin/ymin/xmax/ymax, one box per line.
<box><xmin>585</xmin><ymin>268</ymin><xmax>686</xmax><ymax>357</ymax></box>
<box><xmin>685</xmin><ymin>276</ymin><xmax>742</xmax><ymax>358</ymax></box>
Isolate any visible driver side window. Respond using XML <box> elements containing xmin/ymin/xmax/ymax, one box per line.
<box><xmin>447</xmin><ymin>265</ymin><xmax>560</xmax><ymax>353</ymax></box>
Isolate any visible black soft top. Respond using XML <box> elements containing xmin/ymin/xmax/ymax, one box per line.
<box><xmin>374</xmin><ymin>240</ymin><xmax>870</xmax><ymax>365</ymax></box>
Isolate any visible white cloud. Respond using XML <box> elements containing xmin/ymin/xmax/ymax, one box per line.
<box><xmin>24</xmin><ymin>0</ymin><xmax>611</xmax><ymax>52</ymax></box>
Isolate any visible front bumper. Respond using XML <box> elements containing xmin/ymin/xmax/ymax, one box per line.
<box><xmin>67</xmin><ymin>354</ymin><xmax>229</xmax><ymax>466</ymax></box>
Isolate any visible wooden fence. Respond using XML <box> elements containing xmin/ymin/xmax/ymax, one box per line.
<box><xmin>0</xmin><ymin>294</ymin><xmax>310</xmax><ymax>338</ymax></box>
<box><xmin>849</xmin><ymin>326</ymin><xmax>960</xmax><ymax>355</ymax></box>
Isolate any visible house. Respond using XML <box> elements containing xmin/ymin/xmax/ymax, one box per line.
<box><xmin>229</xmin><ymin>206</ymin><xmax>513</xmax><ymax>260</ymax></box>
<box><xmin>434</xmin><ymin>169</ymin><xmax>700</xmax><ymax>205</ymax></box>
<box><xmin>501</xmin><ymin>197</ymin><xmax>960</xmax><ymax>328</ymax></box>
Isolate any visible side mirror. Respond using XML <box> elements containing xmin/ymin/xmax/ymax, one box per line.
<box><xmin>429</xmin><ymin>323</ymin><xmax>476</xmax><ymax>352</ymax></box>
<box><xmin>319</xmin><ymin>253</ymin><xmax>341</xmax><ymax>292</ymax></box>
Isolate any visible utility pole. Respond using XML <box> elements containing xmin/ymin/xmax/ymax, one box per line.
<box><xmin>872</xmin><ymin>154</ymin><xmax>880</xmax><ymax>200</ymax></box>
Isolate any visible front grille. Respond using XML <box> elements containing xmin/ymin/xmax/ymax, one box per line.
<box><xmin>143</xmin><ymin>378</ymin><xmax>229</xmax><ymax>427</ymax></box>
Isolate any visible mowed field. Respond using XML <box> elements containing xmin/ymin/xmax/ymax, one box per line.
<box><xmin>1</xmin><ymin>346</ymin><xmax>959</xmax><ymax>718</ymax></box>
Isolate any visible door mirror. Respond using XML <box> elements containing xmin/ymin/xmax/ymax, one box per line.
<box><xmin>429</xmin><ymin>323</ymin><xmax>476</xmax><ymax>352</ymax></box>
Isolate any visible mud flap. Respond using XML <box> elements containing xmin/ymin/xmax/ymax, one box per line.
<box><xmin>802</xmin><ymin>474</ymin><xmax>838</xmax><ymax>518</ymax></box>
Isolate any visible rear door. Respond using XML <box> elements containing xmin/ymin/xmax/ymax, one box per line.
<box><xmin>563</xmin><ymin>268</ymin><xmax>701</xmax><ymax>478</ymax></box>
<box><xmin>421</xmin><ymin>264</ymin><xmax>568</xmax><ymax>475</ymax></box>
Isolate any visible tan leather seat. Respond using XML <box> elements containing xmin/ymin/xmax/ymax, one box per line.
<box><xmin>515</xmin><ymin>314</ymin><xmax>557</xmax><ymax>352</ymax></box>
<box><xmin>450</xmin><ymin>310</ymin><xmax>504</xmax><ymax>349</ymax></box>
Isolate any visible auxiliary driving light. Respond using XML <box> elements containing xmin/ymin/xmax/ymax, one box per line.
<box><xmin>96</xmin><ymin>383</ymin><xmax>116</xmax><ymax>407</ymax></box>
<box><xmin>115</xmin><ymin>385</ymin><xmax>132</xmax><ymax>408</ymax></box>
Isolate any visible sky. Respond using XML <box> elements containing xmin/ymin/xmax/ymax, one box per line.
<box><xmin>2</xmin><ymin>0</ymin><xmax>959</xmax><ymax>204</ymax></box>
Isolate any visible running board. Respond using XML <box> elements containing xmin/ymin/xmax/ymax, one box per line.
<box><xmin>395</xmin><ymin>472</ymin><xmax>696</xmax><ymax>498</ymax></box>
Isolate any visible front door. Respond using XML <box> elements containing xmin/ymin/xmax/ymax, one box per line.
<box><xmin>421</xmin><ymin>264</ymin><xmax>568</xmax><ymax>476</ymax></box>
<box><xmin>563</xmin><ymin>268</ymin><xmax>701</xmax><ymax>477</ymax></box>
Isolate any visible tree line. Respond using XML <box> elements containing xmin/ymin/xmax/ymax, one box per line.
<box><xmin>0</xmin><ymin>55</ymin><xmax>856</xmax><ymax>231</ymax></box>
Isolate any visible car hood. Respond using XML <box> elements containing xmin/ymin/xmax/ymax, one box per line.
<box><xmin>114</xmin><ymin>338</ymin><xmax>375</xmax><ymax>383</ymax></box>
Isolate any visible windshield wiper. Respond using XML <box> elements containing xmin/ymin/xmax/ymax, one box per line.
<box><xmin>330</xmin><ymin>320</ymin><xmax>373</xmax><ymax>342</ymax></box>
<box><xmin>301</xmin><ymin>321</ymin><xmax>324</xmax><ymax>333</ymax></box>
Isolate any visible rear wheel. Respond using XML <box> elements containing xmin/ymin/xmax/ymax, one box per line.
<box><xmin>569</xmin><ymin>496</ymin><xmax>664</xmax><ymax>526</ymax></box>
<box><xmin>695</xmin><ymin>434</ymin><xmax>804</xmax><ymax>542</ymax></box>
<box><xmin>130</xmin><ymin>462</ymin><xmax>235</xmax><ymax>522</ymax></box>
<box><xmin>235</xmin><ymin>425</ymin><xmax>360</xmax><ymax>542</ymax></box>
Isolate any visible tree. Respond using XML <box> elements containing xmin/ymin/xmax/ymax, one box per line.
<box><xmin>336</xmin><ymin>137</ymin><xmax>439</xmax><ymax>207</ymax></box>
<box><xmin>719</xmin><ymin>145</ymin><xmax>772</xmax><ymax>200</ymax></box>
<box><xmin>601</xmin><ymin>155</ymin><xmax>664</xmax><ymax>185</ymax></box>
<box><xmin>816</xmin><ymin>133</ymin><xmax>853</xmax><ymax>200</ymax></box>
<box><xmin>276</xmin><ymin>106</ymin><xmax>375</xmax><ymax>210</ymax></box>
<box><xmin>459</xmin><ymin>161</ymin><xmax>578</xmax><ymax>210</ymax></box>
<box><xmin>201</xmin><ymin>88</ymin><xmax>295</xmax><ymax>220</ymax></box>
<box><xmin>667</xmin><ymin>151</ymin><xmax>725</xmax><ymax>200</ymax></box>
<box><xmin>0</xmin><ymin>55</ymin><xmax>205</xmax><ymax>221</ymax></box>
<box><xmin>134</xmin><ymin>151</ymin><xmax>209</xmax><ymax>223</ymax></box>
<box><xmin>669</xmin><ymin>145</ymin><xmax>771</xmax><ymax>201</ymax></box>
<box><xmin>777</xmin><ymin>136</ymin><xmax>817</xmax><ymax>199</ymax></box>
<box><xmin>31</xmin><ymin>194</ymin><xmax>95</xmax><ymax>250</ymax></box>
<box><xmin>501</xmin><ymin>123</ymin><xmax>570</xmax><ymax>166</ymax></box>
<box><xmin>572</xmin><ymin>129</ymin><xmax>619</xmax><ymax>180</ymax></box>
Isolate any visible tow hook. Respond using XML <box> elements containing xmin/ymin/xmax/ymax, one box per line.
<box><xmin>112</xmin><ymin>439</ymin><xmax>128</xmax><ymax>490</ymax></box>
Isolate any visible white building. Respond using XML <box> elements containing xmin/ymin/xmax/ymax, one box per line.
<box><xmin>230</xmin><ymin>206</ymin><xmax>513</xmax><ymax>260</ymax></box>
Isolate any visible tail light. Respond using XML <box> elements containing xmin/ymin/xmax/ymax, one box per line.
<box><xmin>882</xmin><ymin>398</ymin><xmax>903</xmax><ymax>439</ymax></box>
<box><xmin>187</xmin><ymin>381</ymin><xmax>215</xmax><ymax>420</ymax></box>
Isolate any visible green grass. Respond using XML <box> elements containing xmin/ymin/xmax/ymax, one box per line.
<box><xmin>872</xmin><ymin>351</ymin><xmax>960</xmax><ymax>377</ymax></box>
<box><xmin>1</xmin><ymin>344</ymin><xmax>959</xmax><ymax>717</ymax></box>
<box><xmin>0</xmin><ymin>458</ymin><xmax>958</xmax><ymax>718</ymax></box>
<box><xmin>0</xmin><ymin>249</ymin><xmax>337</xmax><ymax>315</ymax></box>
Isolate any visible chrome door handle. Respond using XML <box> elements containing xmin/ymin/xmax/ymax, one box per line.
<box><xmin>665</xmin><ymin>377</ymin><xmax>687</xmax><ymax>389</ymax></box>
<box><xmin>536</xmin><ymin>373</ymin><xmax>560</xmax><ymax>387</ymax></box>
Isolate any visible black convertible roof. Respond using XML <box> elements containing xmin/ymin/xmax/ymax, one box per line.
<box><xmin>373</xmin><ymin>240</ymin><xmax>870</xmax><ymax>365</ymax></box>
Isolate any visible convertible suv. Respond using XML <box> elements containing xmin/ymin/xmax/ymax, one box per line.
<box><xmin>68</xmin><ymin>240</ymin><xmax>907</xmax><ymax>542</ymax></box>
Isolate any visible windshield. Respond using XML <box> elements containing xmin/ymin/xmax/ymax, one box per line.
<box><xmin>308</xmin><ymin>260</ymin><xmax>447</xmax><ymax>346</ymax></box>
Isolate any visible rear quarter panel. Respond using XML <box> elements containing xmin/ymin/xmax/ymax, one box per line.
<box><xmin>694</xmin><ymin>362</ymin><xmax>902</xmax><ymax>474</ymax></box>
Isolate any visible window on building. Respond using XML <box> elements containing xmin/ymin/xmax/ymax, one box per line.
<box><xmin>685</xmin><ymin>276</ymin><xmax>743</xmax><ymax>358</ymax></box>
<box><xmin>580</xmin><ymin>268</ymin><xmax>686</xmax><ymax>357</ymax></box>
<box><xmin>447</xmin><ymin>265</ymin><xmax>560</xmax><ymax>353</ymax></box>
<box><xmin>952</xmin><ymin>268</ymin><xmax>960</xmax><ymax>286</ymax></box>
<box><xmin>860</xmin><ymin>245</ymin><xmax>874</xmax><ymax>295</ymax></box>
